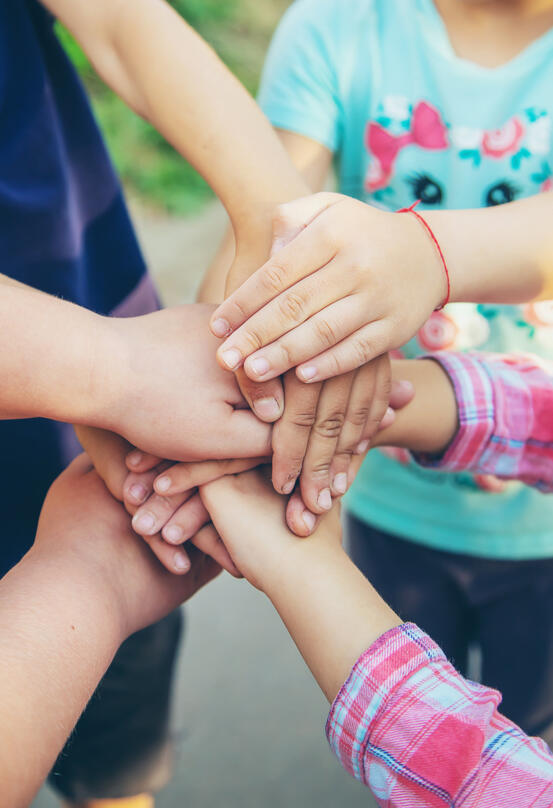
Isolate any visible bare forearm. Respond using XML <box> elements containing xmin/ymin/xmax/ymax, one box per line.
<box><xmin>0</xmin><ymin>284</ymin><xmax>115</xmax><ymax>424</ymax></box>
<box><xmin>197</xmin><ymin>226</ymin><xmax>236</xmax><ymax>304</ymax></box>
<box><xmin>374</xmin><ymin>359</ymin><xmax>459</xmax><ymax>455</ymax></box>
<box><xmin>426</xmin><ymin>193</ymin><xmax>553</xmax><ymax>304</ymax></box>
<box><xmin>0</xmin><ymin>550</ymin><xmax>121</xmax><ymax>807</ymax></box>
<box><xmin>263</xmin><ymin>545</ymin><xmax>400</xmax><ymax>702</ymax></box>
<box><xmin>46</xmin><ymin>0</ymin><xmax>307</xmax><ymax>268</ymax></box>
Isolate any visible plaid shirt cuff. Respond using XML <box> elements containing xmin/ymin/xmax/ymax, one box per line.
<box><xmin>412</xmin><ymin>352</ymin><xmax>496</xmax><ymax>473</ymax></box>
<box><xmin>325</xmin><ymin>623</ymin><xmax>444</xmax><ymax>784</ymax></box>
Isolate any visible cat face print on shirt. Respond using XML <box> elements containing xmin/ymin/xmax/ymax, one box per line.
<box><xmin>364</xmin><ymin>98</ymin><xmax>552</xmax><ymax>210</ymax></box>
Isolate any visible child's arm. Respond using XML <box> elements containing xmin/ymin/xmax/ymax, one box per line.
<box><xmin>200</xmin><ymin>471</ymin><xmax>553</xmax><ymax>806</ymax></box>
<box><xmin>44</xmin><ymin>0</ymin><xmax>388</xmax><ymax>510</ymax></box>
<box><xmin>42</xmin><ymin>0</ymin><xmax>313</xmax><ymax>423</ymax></box>
<box><xmin>125</xmin><ymin>346</ymin><xmax>553</xmax><ymax>566</ymax></box>
<box><xmin>382</xmin><ymin>353</ymin><xmax>553</xmax><ymax>492</ymax></box>
<box><xmin>0</xmin><ymin>291</ymin><xmax>272</xmax><ymax>462</ymax></box>
<box><xmin>0</xmin><ymin>455</ymin><xmax>219</xmax><ymax>808</ymax></box>
<box><xmin>212</xmin><ymin>191</ymin><xmax>553</xmax><ymax>386</ymax></box>
<box><xmin>42</xmin><ymin>0</ymin><xmax>308</xmax><ymax>266</ymax></box>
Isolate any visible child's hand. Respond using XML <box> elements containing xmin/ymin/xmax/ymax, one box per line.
<box><xmin>105</xmin><ymin>304</ymin><xmax>272</xmax><ymax>462</ymax></box>
<box><xmin>74</xmin><ymin>424</ymin><xmax>133</xmax><ymax>501</ymax></box>
<box><xmin>274</xmin><ymin>357</ymin><xmax>392</xmax><ymax>514</ymax></box>
<box><xmin>124</xmin><ymin>454</ymin><xmax>268</xmax><ymax>575</ymax></box>
<box><xmin>210</xmin><ymin>194</ymin><xmax>446</xmax><ymax>383</ymax></box>
<box><xmin>35</xmin><ymin>455</ymin><xmax>221</xmax><ymax>639</ymax></box>
<box><xmin>200</xmin><ymin>467</ymin><xmax>342</xmax><ymax>592</ymax></box>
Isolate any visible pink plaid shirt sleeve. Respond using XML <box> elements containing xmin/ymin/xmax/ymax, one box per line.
<box><xmin>326</xmin><ymin>624</ymin><xmax>553</xmax><ymax>806</ymax></box>
<box><xmin>413</xmin><ymin>352</ymin><xmax>553</xmax><ymax>492</ymax></box>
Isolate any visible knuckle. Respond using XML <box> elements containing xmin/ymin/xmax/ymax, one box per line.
<box><xmin>319</xmin><ymin>219</ymin><xmax>339</xmax><ymax>251</ymax></box>
<box><xmin>333</xmin><ymin>448</ymin><xmax>353</xmax><ymax>466</ymax></box>
<box><xmin>149</xmin><ymin>494</ymin><xmax>174</xmax><ymax>515</ymax></box>
<box><xmin>241</xmin><ymin>325</ymin><xmax>266</xmax><ymax>352</ymax></box>
<box><xmin>279</xmin><ymin>291</ymin><xmax>307</xmax><ymax>323</ymax></box>
<box><xmin>314</xmin><ymin>318</ymin><xmax>339</xmax><ymax>349</ymax></box>
<box><xmin>315</xmin><ymin>412</ymin><xmax>345</xmax><ymax>439</ymax></box>
<box><xmin>353</xmin><ymin>335</ymin><xmax>375</xmax><ymax>366</ymax></box>
<box><xmin>346</xmin><ymin>405</ymin><xmax>370</xmax><ymax>428</ymax></box>
<box><xmin>307</xmin><ymin>457</ymin><xmax>333</xmax><ymax>477</ymax></box>
<box><xmin>262</xmin><ymin>263</ymin><xmax>288</xmax><ymax>294</ymax></box>
<box><xmin>228</xmin><ymin>298</ymin><xmax>250</xmax><ymax>322</ymax></box>
<box><xmin>345</xmin><ymin>262</ymin><xmax>364</xmax><ymax>287</ymax></box>
<box><xmin>277</xmin><ymin>340</ymin><xmax>294</xmax><ymax>368</ymax></box>
<box><xmin>325</xmin><ymin>351</ymin><xmax>343</xmax><ymax>378</ymax></box>
<box><xmin>380</xmin><ymin>374</ymin><xmax>393</xmax><ymax>400</ymax></box>
<box><xmin>290</xmin><ymin>409</ymin><xmax>317</xmax><ymax>429</ymax></box>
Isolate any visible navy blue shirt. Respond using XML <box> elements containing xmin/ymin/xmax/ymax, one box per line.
<box><xmin>0</xmin><ymin>0</ymin><xmax>158</xmax><ymax>575</ymax></box>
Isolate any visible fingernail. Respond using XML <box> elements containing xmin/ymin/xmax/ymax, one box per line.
<box><xmin>133</xmin><ymin>512</ymin><xmax>155</xmax><ymax>533</ymax></box>
<box><xmin>211</xmin><ymin>318</ymin><xmax>231</xmax><ymax>337</ymax></box>
<box><xmin>156</xmin><ymin>476</ymin><xmax>171</xmax><ymax>493</ymax></box>
<box><xmin>318</xmin><ymin>488</ymin><xmax>332</xmax><ymax>511</ymax></box>
<box><xmin>164</xmin><ymin>525</ymin><xmax>183</xmax><ymax>544</ymax></box>
<box><xmin>129</xmin><ymin>484</ymin><xmax>147</xmax><ymax>503</ymax></box>
<box><xmin>249</xmin><ymin>357</ymin><xmax>271</xmax><ymax>377</ymax></box>
<box><xmin>174</xmin><ymin>552</ymin><xmax>189</xmax><ymax>572</ymax></box>
<box><xmin>253</xmin><ymin>397</ymin><xmax>281</xmax><ymax>420</ymax></box>
<box><xmin>398</xmin><ymin>380</ymin><xmax>414</xmax><ymax>394</ymax></box>
<box><xmin>282</xmin><ymin>479</ymin><xmax>296</xmax><ymax>495</ymax></box>
<box><xmin>333</xmin><ymin>473</ymin><xmax>348</xmax><ymax>495</ymax></box>
<box><xmin>127</xmin><ymin>451</ymin><xmax>143</xmax><ymax>468</ymax></box>
<box><xmin>379</xmin><ymin>407</ymin><xmax>395</xmax><ymax>430</ymax></box>
<box><xmin>356</xmin><ymin>440</ymin><xmax>370</xmax><ymax>455</ymax></box>
<box><xmin>297</xmin><ymin>365</ymin><xmax>317</xmax><ymax>382</ymax></box>
<box><xmin>221</xmin><ymin>348</ymin><xmax>242</xmax><ymax>370</ymax></box>
<box><xmin>302</xmin><ymin>510</ymin><xmax>316</xmax><ymax>531</ymax></box>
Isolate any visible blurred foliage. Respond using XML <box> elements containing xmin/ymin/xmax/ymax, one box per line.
<box><xmin>56</xmin><ymin>0</ymin><xmax>290</xmax><ymax>213</ymax></box>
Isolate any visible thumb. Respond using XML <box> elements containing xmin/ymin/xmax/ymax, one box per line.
<box><xmin>271</xmin><ymin>192</ymin><xmax>342</xmax><ymax>256</ymax></box>
<box><xmin>235</xmin><ymin>367</ymin><xmax>284</xmax><ymax>424</ymax></box>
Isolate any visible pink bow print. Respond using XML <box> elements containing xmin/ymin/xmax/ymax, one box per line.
<box><xmin>365</xmin><ymin>101</ymin><xmax>448</xmax><ymax>191</ymax></box>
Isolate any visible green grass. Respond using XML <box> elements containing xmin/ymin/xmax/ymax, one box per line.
<box><xmin>56</xmin><ymin>0</ymin><xmax>290</xmax><ymax>213</ymax></box>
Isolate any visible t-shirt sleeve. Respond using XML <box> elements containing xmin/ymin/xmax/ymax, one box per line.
<box><xmin>258</xmin><ymin>0</ymin><xmax>346</xmax><ymax>152</ymax></box>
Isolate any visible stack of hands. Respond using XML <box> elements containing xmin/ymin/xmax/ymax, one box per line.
<box><xmin>76</xmin><ymin>194</ymin><xmax>429</xmax><ymax>578</ymax></box>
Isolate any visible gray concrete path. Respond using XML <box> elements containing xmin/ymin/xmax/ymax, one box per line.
<box><xmin>32</xmin><ymin>201</ymin><xmax>376</xmax><ymax>808</ymax></box>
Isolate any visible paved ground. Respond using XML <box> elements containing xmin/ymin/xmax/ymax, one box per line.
<box><xmin>32</xmin><ymin>201</ymin><xmax>376</xmax><ymax>808</ymax></box>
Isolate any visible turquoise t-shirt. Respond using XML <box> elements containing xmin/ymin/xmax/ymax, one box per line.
<box><xmin>259</xmin><ymin>0</ymin><xmax>553</xmax><ymax>559</ymax></box>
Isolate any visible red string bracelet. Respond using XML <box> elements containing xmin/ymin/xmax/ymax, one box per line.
<box><xmin>397</xmin><ymin>200</ymin><xmax>451</xmax><ymax>310</ymax></box>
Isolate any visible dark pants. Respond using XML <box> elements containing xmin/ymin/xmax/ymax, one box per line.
<box><xmin>48</xmin><ymin>609</ymin><xmax>184</xmax><ymax>802</ymax></box>
<box><xmin>346</xmin><ymin>514</ymin><xmax>553</xmax><ymax>744</ymax></box>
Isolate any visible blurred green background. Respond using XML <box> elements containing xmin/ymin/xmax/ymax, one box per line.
<box><xmin>56</xmin><ymin>0</ymin><xmax>290</xmax><ymax>213</ymax></box>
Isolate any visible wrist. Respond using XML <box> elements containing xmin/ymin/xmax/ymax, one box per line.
<box><xmin>423</xmin><ymin>210</ymin><xmax>466</xmax><ymax>304</ymax></box>
<box><xmin>396</xmin><ymin>208</ymin><xmax>448</xmax><ymax>311</ymax></box>
<box><xmin>374</xmin><ymin>359</ymin><xmax>459</xmax><ymax>454</ymax></box>
<box><xmin>227</xmin><ymin>189</ymin><xmax>309</xmax><ymax>295</ymax></box>
<box><xmin>259</xmin><ymin>537</ymin><xmax>345</xmax><ymax>602</ymax></box>
<box><xmin>78</xmin><ymin>314</ymin><xmax>132</xmax><ymax>433</ymax></box>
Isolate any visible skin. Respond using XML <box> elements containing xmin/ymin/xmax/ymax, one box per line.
<box><xmin>212</xmin><ymin>186</ymin><xmax>553</xmax><ymax>387</ymax></box>
<box><xmin>0</xmin><ymin>292</ymin><xmax>272</xmax><ymax>462</ymax></box>
<box><xmin>202</xmin><ymin>147</ymin><xmax>397</xmax><ymax>510</ymax></box>
<box><xmin>36</xmin><ymin>0</ymin><xmax>384</xmax><ymax>523</ymax></box>
<box><xmin>198</xmin><ymin>345</ymin><xmax>472</xmax><ymax>701</ymax></box>
<box><xmin>0</xmin><ymin>455</ymin><xmax>220</xmax><ymax>808</ymax></box>
<box><xmin>434</xmin><ymin>0</ymin><xmax>553</xmax><ymax>68</ymax></box>
<box><xmin>126</xmin><ymin>357</ymin><xmax>456</xmax><ymax>569</ymax></box>
<box><xmin>200</xmin><ymin>470</ymin><xmax>402</xmax><ymax>703</ymax></box>
<box><xmin>207</xmin><ymin>0</ymin><xmax>553</xmax><ymax>386</ymax></box>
